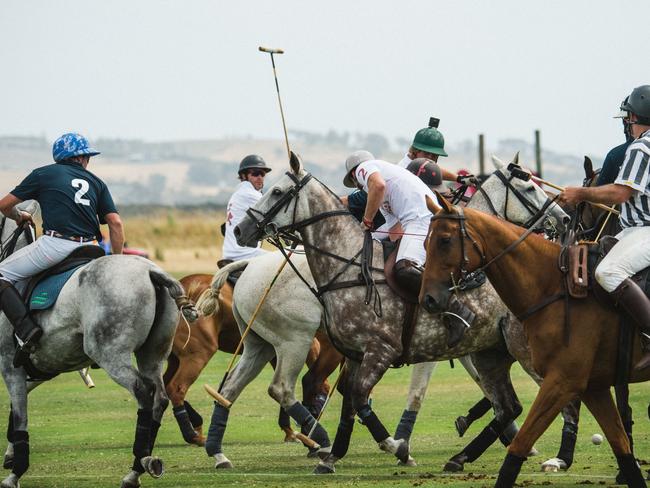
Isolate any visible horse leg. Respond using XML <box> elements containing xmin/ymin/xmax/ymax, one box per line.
<box><xmin>269</xmin><ymin>356</ymin><xmax>294</xmax><ymax>443</ymax></box>
<box><xmin>541</xmin><ymin>398</ymin><xmax>581</xmax><ymax>472</ymax></box>
<box><xmin>351</xmin><ymin>343</ymin><xmax>409</xmax><ymax>465</ymax></box>
<box><xmin>205</xmin><ymin>331</ymin><xmax>275</xmax><ymax>469</ymax></box>
<box><xmin>495</xmin><ymin>373</ymin><xmax>585</xmax><ymax>488</ymax></box>
<box><xmin>301</xmin><ymin>339</ymin><xmax>339</xmax><ymax>419</ymax></box>
<box><xmin>315</xmin><ymin>361</ymin><xmax>357</xmax><ymax>474</ymax></box>
<box><xmin>0</xmin><ymin>355</ymin><xmax>29</xmax><ymax>488</ymax></box>
<box><xmin>444</xmin><ymin>349</ymin><xmax>522</xmax><ymax>473</ymax></box>
<box><xmin>581</xmin><ymin>388</ymin><xmax>646</xmax><ymax>488</ymax></box>
<box><xmin>269</xmin><ymin>342</ymin><xmax>331</xmax><ymax>457</ymax></box>
<box><xmin>166</xmin><ymin>356</ymin><xmax>209</xmax><ymax>446</ymax></box>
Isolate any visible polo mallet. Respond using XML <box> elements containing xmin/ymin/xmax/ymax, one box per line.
<box><xmin>532</xmin><ymin>176</ymin><xmax>620</xmax><ymax>216</ymax></box>
<box><xmin>258</xmin><ymin>46</ymin><xmax>291</xmax><ymax>160</ymax></box>
<box><xmin>204</xmin><ymin>251</ymin><xmax>294</xmax><ymax>409</ymax></box>
<box><xmin>78</xmin><ymin>368</ymin><xmax>95</xmax><ymax>388</ymax></box>
<box><xmin>305</xmin><ymin>362</ymin><xmax>346</xmax><ymax>440</ymax></box>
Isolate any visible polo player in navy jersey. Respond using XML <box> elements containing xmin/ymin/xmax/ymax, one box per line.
<box><xmin>0</xmin><ymin>133</ymin><xmax>123</xmax><ymax>367</ymax></box>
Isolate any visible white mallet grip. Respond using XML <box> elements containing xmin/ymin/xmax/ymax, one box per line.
<box><xmin>259</xmin><ymin>46</ymin><xmax>284</xmax><ymax>54</ymax></box>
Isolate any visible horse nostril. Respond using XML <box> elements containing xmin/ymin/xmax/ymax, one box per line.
<box><xmin>233</xmin><ymin>226</ymin><xmax>241</xmax><ymax>238</ymax></box>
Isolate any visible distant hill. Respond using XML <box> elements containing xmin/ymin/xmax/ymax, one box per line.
<box><xmin>0</xmin><ymin>132</ymin><xmax>606</xmax><ymax>206</ymax></box>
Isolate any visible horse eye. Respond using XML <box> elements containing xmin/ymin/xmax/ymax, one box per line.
<box><xmin>439</xmin><ymin>236</ymin><xmax>452</xmax><ymax>245</ymax></box>
<box><xmin>272</xmin><ymin>188</ymin><xmax>283</xmax><ymax>196</ymax></box>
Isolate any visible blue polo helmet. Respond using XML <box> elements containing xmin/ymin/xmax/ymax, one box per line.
<box><xmin>52</xmin><ymin>133</ymin><xmax>100</xmax><ymax>163</ymax></box>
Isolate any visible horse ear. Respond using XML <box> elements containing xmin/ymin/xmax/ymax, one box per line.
<box><xmin>491</xmin><ymin>155</ymin><xmax>505</xmax><ymax>170</ymax></box>
<box><xmin>289</xmin><ymin>151</ymin><xmax>304</xmax><ymax>175</ymax></box>
<box><xmin>426</xmin><ymin>194</ymin><xmax>442</xmax><ymax>214</ymax></box>
<box><xmin>583</xmin><ymin>156</ymin><xmax>594</xmax><ymax>179</ymax></box>
<box><xmin>512</xmin><ymin>151</ymin><xmax>520</xmax><ymax>166</ymax></box>
<box><xmin>433</xmin><ymin>191</ymin><xmax>453</xmax><ymax>213</ymax></box>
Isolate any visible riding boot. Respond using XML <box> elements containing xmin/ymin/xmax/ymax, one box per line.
<box><xmin>0</xmin><ymin>280</ymin><xmax>43</xmax><ymax>367</ymax></box>
<box><xmin>443</xmin><ymin>294</ymin><xmax>476</xmax><ymax>348</ymax></box>
<box><xmin>394</xmin><ymin>259</ymin><xmax>422</xmax><ymax>297</ymax></box>
<box><xmin>610</xmin><ymin>278</ymin><xmax>650</xmax><ymax>372</ymax></box>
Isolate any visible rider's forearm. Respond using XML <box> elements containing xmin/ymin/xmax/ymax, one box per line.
<box><xmin>108</xmin><ymin>222</ymin><xmax>124</xmax><ymax>254</ymax></box>
<box><xmin>442</xmin><ymin>168</ymin><xmax>458</xmax><ymax>181</ymax></box>
<box><xmin>364</xmin><ymin>180</ymin><xmax>385</xmax><ymax>223</ymax></box>
<box><xmin>579</xmin><ymin>184</ymin><xmax>632</xmax><ymax>205</ymax></box>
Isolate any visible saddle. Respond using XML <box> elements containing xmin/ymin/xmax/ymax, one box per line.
<box><xmin>23</xmin><ymin>245</ymin><xmax>106</xmax><ymax>310</ymax></box>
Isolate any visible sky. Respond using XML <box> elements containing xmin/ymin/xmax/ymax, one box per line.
<box><xmin>0</xmin><ymin>0</ymin><xmax>647</xmax><ymax>157</ymax></box>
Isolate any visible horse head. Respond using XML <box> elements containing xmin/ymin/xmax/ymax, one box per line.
<box><xmin>420</xmin><ymin>196</ymin><xmax>487</xmax><ymax>315</ymax></box>
<box><xmin>484</xmin><ymin>153</ymin><xmax>570</xmax><ymax>236</ymax></box>
<box><xmin>234</xmin><ymin>151</ymin><xmax>312</xmax><ymax>247</ymax></box>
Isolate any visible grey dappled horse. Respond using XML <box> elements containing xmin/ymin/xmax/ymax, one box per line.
<box><xmin>233</xmin><ymin>153</ymin><xmax>576</xmax><ymax>474</ymax></box>
<box><xmin>0</xmin><ymin>202</ymin><xmax>198</xmax><ymax>488</ymax></box>
<box><xmin>195</xmin><ymin>154</ymin><xmax>567</xmax><ymax>470</ymax></box>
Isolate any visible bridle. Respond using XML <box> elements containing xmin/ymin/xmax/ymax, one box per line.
<box><xmin>474</xmin><ymin>165</ymin><xmax>560</xmax><ymax>235</ymax></box>
<box><xmin>431</xmin><ymin>199</ymin><xmax>558</xmax><ymax>293</ymax></box>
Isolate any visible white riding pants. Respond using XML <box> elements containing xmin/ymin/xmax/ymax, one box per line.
<box><xmin>595</xmin><ymin>226</ymin><xmax>650</xmax><ymax>292</ymax></box>
<box><xmin>0</xmin><ymin>236</ymin><xmax>84</xmax><ymax>286</ymax></box>
<box><xmin>396</xmin><ymin>218</ymin><xmax>430</xmax><ymax>266</ymax></box>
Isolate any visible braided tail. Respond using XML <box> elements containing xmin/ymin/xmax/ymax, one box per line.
<box><xmin>195</xmin><ymin>260</ymin><xmax>249</xmax><ymax>316</ymax></box>
<box><xmin>148</xmin><ymin>267</ymin><xmax>199</xmax><ymax>322</ymax></box>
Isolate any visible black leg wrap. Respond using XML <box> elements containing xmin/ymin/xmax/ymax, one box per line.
<box><xmin>556</xmin><ymin>422</ymin><xmax>578</xmax><ymax>468</ymax></box>
<box><xmin>357</xmin><ymin>404</ymin><xmax>389</xmax><ymax>443</ymax></box>
<box><xmin>131</xmin><ymin>409</ymin><xmax>153</xmax><ymax>473</ymax></box>
<box><xmin>467</xmin><ymin>397</ymin><xmax>492</xmax><ymax>422</ymax></box>
<box><xmin>148</xmin><ymin>420</ymin><xmax>161</xmax><ymax>453</ymax></box>
<box><xmin>278</xmin><ymin>406</ymin><xmax>291</xmax><ymax>430</ymax></box>
<box><xmin>498</xmin><ymin>422</ymin><xmax>518</xmax><ymax>447</ymax></box>
<box><xmin>623</xmin><ymin>420</ymin><xmax>634</xmax><ymax>453</ymax></box>
<box><xmin>308</xmin><ymin>393</ymin><xmax>328</xmax><ymax>418</ymax></box>
<box><xmin>184</xmin><ymin>401</ymin><xmax>203</xmax><ymax>428</ymax></box>
<box><xmin>495</xmin><ymin>452</ymin><xmax>526</xmax><ymax>488</ymax></box>
<box><xmin>11</xmin><ymin>430</ymin><xmax>29</xmax><ymax>478</ymax></box>
<box><xmin>173</xmin><ymin>405</ymin><xmax>199</xmax><ymax>443</ymax></box>
<box><xmin>616</xmin><ymin>453</ymin><xmax>646</xmax><ymax>488</ymax></box>
<box><xmin>330</xmin><ymin>417</ymin><xmax>355</xmax><ymax>459</ymax></box>
<box><xmin>205</xmin><ymin>402</ymin><xmax>229</xmax><ymax>457</ymax></box>
<box><xmin>394</xmin><ymin>410</ymin><xmax>418</xmax><ymax>442</ymax></box>
<box><xmin>463</xmin><ymin>418</ymin><xmax>501</xmax><ymax>462</ymax></box>
<box><xmin>287</xmin><ymin>402</ymin><xmax>330</xmax><ymax>448</ymax></box>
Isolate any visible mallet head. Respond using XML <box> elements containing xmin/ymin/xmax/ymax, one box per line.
<box><xmin>259</xmin><ymin>46</ymin><xmax>284</xmax><ymax>54</ymax></box>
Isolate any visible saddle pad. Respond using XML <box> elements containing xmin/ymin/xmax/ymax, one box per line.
<box><xmin>29</xmin><ymin>265</ymin><xmax>84</xmax><ymax>311</ymax></box>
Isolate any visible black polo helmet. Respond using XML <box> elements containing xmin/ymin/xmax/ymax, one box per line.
<box><xmin>621</xmin><ymin>85</ymin><xmax>650</xmax><ymax>125</ymax></box>
<box><xmin>407</xmin><ymin>158</ymin><xmax>443</xmax><ymax>188</ymax></box>
<box><xmin>238</xmin><ymin>154</ymin><xmax>272</xmax><ymax>175</ymax></box>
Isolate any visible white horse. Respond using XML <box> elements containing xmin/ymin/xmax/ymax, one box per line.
<box><xmin>197</xmin><ymin>154</ymin><xmax>574</xmax><ymax>472</ymax></box>
<box><xmin>0</xmin><ymin>202</ymin><xmax>198</xmax><ymax>488</ymax></box>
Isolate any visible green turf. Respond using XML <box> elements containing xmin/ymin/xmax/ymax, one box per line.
<box><xmin>1</xmin><ymin>354</ymin><xmax>648</xmax><ymax>487</ymax></box>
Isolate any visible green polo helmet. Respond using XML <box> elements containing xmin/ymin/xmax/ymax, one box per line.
<box><xmin>411</xmin><ymin>126</ymin><xmax>448</xmax><ymax>157</ymax></box>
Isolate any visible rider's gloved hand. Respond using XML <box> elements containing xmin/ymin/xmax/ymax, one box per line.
<box><xmin>361</xmin><ymin>217</ymin><xmax>374</xmax><ymax>231</ymax></box>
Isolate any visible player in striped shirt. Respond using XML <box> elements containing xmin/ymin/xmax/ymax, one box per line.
<box><xmin>560</xmin><ymin>85</ymin><xmax>650</xmax><ymax>371</ymax></box>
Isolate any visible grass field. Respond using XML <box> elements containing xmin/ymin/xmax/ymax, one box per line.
<box><xmin>3</xmin><ymin>354</ymin><xmax>648</xmax><ymax>488</ymax></box>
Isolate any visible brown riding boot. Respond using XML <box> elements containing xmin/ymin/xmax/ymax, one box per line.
<box><xmin>611</xmin><ymin>278</ymin><xmax>650</xmax><ymax>371</ymax></box>
<box><xmin>394</xmin><ymin>259</ymin><xmax>422</xmax><ymax>297</ymax></box>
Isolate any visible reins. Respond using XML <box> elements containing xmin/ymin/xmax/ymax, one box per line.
<box><xmin>0</xmin><ymin>220</ymin><xmax>34</xmax><ymax>263</ymax></box>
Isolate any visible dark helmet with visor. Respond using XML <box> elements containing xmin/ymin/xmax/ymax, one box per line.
<box><xmin>621</xmin><ymin>85</ymin><xmax>650</xmax><ymax>126</ymax></box>
<box><xmin>238</xmin><ymin>154</ymin><xmax>272</xmax><ymax>175</ymax></box>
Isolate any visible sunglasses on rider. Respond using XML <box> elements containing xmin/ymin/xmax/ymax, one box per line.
<box><xmin>248</xmin><ymin>170</ymin><xmax>267</xmax><ymax>177</ymax></box>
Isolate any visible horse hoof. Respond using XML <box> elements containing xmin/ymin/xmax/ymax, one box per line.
<box><xmin>316</xmin><ymin>446</ymin><xmax>331</xmax><ymax>460</ymax></box>
<box><xmin>141</xmin><ymin>456</ymin><xmax>164</xmax><ymax>479</ymax></box>
<box><xmin>394</xmin><ymin>439</ymin><xmax>410</xmax><ymax>464</ymax></box>
<box><xmin>313</xmin><ymin>462</ymin><xmax>335</xmax><ymax>475</ymax></box>
<box><xmin>0</xmin><ymin>473</ymin><xmax>19</xmax><ymax>488</ymax></box>
<box><xmin>213</xmin><ymin>453</ymin><xmax>233</xmax><ymax>469</ymax></box>
<box><xmin>454</xmin><ymin>416</ymin><xmax>469</xmax><ymax>437</ymax></box>
<box><xmin>615</xmin><ymin>470</ymin><xmax>627</xmax><ymax>484</ymax></box>
<box><xmin>398</xmin><ymin>455</ymin><xmax>417</xmax><ymax>467</ymax></box>
<box><xmin>443</xmin><ymin>460</ymin><xmax>464</xmax><ymax>472</ymax></box>
<box><xmin>120</xmin><ymin>472</ymin><xmax>141</xmax><ymax>488</ymax></box>
<box><xmin>2</xmin><ymin>455</ymin><xmax>12</xmax><ymax>470</ymax></box>
<box><xmin>190</xmin><ymin>434</ymin><xmax>206</xmax><ymax>447</ymax></box>
<box><xmin>541</xmin><ymin>458</ymin><xmax>567</xmax><ymax>473</ymax></box>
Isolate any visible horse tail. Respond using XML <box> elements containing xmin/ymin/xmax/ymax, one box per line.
<box><xmin>196</xmin><ymin>260</ymin><xmax>249</xmax><ymax>316</ymax></box>
<box><xmin>149</xmin><ymin>267</ymin><xmax>199</xmax><ymax>323</ymax></box>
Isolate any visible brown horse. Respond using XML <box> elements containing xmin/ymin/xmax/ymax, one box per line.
<box><xmin>420</xmin><ymin>198</ymin><xmax>649</xmax><ymax>488</ymax></box>
<box><xmin>163</xmin><ymin>274</ymin><xmax>328</xmax><ymax>446</ymax></box>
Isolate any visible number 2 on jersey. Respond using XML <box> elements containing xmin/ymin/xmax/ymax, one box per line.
<box><xmin>71</xmin><ymin>178</ymin><xmax>91</xmax><ymax>206</ymax></box>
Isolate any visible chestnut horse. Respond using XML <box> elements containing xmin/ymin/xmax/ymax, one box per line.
<box><xmin>163</xmin><ymin>273</ymin><xmax>328</xmax><ymax>446</ymax></box>
<box><xmin>420</xmin><ymin>198</ymin><xmax>650</xmax><ymax>488</ymax></box>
